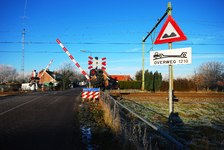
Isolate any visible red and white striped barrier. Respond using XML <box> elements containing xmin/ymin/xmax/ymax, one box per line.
<box><xmin>56</xmin><ymin>39</ymin><xmax>90</xmax><ymax>81</ymax></box>
<box><xmin>39</xmin><ymin>59</ymin><xmax>53</xmax><ymax>79</ymax></box>
<box><xmin>82</xmin><ymin>91</ymin><xmax>99</xmax><ymax>99</ymax></box>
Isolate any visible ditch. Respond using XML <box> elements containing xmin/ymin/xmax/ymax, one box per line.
<box><xmin>78</xmin><ymin>100</ymin><xmax>121</xmax><ymax>150</ymax></box>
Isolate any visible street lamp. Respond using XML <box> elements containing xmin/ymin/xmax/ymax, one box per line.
<box><xmin>80</xmin><ymin>50</ymin><xmax>92</xmax><ymax>56</ymax></box>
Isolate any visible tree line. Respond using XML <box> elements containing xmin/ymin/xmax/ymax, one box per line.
<box><xmin>135</xmin><ymin>70</ymin><xmax>162</xmax><ymax>91</ymax></box>
<box><xmin>1</xmin><ymin>61</ymin><xmax>224</xmax><ymax>91</ymax></box>
<box><xmin>0</xmin><ymin>62</ymin><xmax>86</xmax><ymax>87</ymax></box>
<box><xmin>135</xmin><ymin>61</ymin><xmax>224</xmax><ymax>92</ymax></box>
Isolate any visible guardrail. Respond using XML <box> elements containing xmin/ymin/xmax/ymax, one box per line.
<box><xmin>101</xmin><ymin>92</ymin><xmax>188</xmax><ymax>150</ymax></box>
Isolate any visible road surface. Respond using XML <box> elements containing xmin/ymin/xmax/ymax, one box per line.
<box><xmin>0</xmin><ymin>87</ymin><xmax>83</xmax><ymax>150</ymax></box>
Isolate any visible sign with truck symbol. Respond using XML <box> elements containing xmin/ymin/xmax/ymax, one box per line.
<box><xmin>150</xmin><ymin>47</ymin><xmax>192</xmax><ymax>66</ymax></box>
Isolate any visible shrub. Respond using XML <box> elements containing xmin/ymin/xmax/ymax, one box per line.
<box><xmin>161</xmin><ymin>79</ymin><xmax>197</xmax><ymax>91</ymax></box>
<box><xmin>160</xmin><ymin>81</ymin><xmax>169</xmax><ymax>91</ymax></box>
<box><xmin>118</xmin><ymin>81</ymin><xmax>141</xmax><ymax>89</ymax></box>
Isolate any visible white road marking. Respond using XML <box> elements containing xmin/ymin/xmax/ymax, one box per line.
<box><xmin>0</xmin><ymin>96</ymin><xmax>43</xmax><ymax>116</ymax></box>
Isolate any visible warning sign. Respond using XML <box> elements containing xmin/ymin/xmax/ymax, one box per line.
<box><xmin>154</xmin><ymin>15</ymin><xmax>187</xmax><ymax>44</ymax></box>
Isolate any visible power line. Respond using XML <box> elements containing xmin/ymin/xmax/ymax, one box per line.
<box><xmin>1</xmin><ymin>19</ymin><xmax>223</xmax><ymax>26</ymax></box>
<box><xmin>0</xmin><ymin>31</ymin><xmax>147</xmax><ymax>37</ymax></box>
<box><xmin>1</xmin><ymin>50</ymin><xmax>224</xmax><ymax>54</ymax></box>
<box><xmin>1</xmin><ymin>41</ymin><xmax>224</xmax><ymax>45</ymax></box>
<box><xmin>1</xmin><ymin>32</ymin><xmax>224</xmax><ymax>38</ymax></box>
<box><xmin>177</xmin><ymin>20</ymin><xmax>224</xmax><ymax>27</ymax></box>
<box><xmin>0</xmin><ymin>19</ymin><xmax>157</xmax><ymax>26</ymax></box>
<box><xmin>1</xmin><ymin>19</ymin><xmax>224</xmax><ymax>33</ymax></box>
<box><xmin>0</xmin><ymin>20</ymin><xmax>155</xmax><ymax>33</ymax></box>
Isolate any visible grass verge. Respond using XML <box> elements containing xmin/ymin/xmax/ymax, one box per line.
<box><xmin>78</xmin><ymin>100</ymin><xmax>121</xmax><ymax>150</ymax></box>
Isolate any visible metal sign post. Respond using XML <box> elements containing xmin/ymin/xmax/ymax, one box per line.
<box><xmin>168</xmin><ymin>42</ymin><xmax>173</xmax><ymax>137</ymax></box>
<box><xmin>153</xmin><ymin>2</ymin><xmax>187</xmax><ymax>136</ymax></box>
<box><xmin>142</xmin><ymin>36</ymin><xmax>145</xmax><ymax>90</ymax></box>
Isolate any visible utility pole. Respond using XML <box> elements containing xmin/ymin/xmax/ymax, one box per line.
<box><xmin>21</xmin><ymin>0</ymin><xmax>27</xmax><ymax>81</ymax></box>
<box><xmin>167</xmin><ymin>2</ymin><xmax>173</xmax><ymax>137</ymax></box>
<box><xmin>142</xmin><ymin>36</ymin><xmax>145</xmax><ymax>90</ymax></box>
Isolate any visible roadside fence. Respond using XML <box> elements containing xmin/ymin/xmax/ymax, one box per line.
<box><xmin>100</xmin><ymin>92</ymin><xmax>188</xmax><ymax>150</ymax></box>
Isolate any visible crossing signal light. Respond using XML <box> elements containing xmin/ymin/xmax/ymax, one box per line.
<box><xmin>31</xmin><ymin>77</ymin><xmax>40</xmax><ymax>80</ymax></box>
<box><xmin>98</xmin><ymin>69</ymin><xmax>103</xmax><ymax>76</ymax></box>
<box><xmin>90</xmin><ymin>69</ymin><xmax>97</xmax><ymax>77</ymax></box>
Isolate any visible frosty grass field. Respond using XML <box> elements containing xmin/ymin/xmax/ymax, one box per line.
<box><xmin>120</xmin><ymin>99</ymin><xmax>224</xmax><ymax>149</ymax></box>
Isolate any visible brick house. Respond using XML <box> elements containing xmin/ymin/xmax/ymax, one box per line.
<box><xmin>38</xmin><ymin>69</ymin><xmax>62</xmax><ymax>85</ymax></box>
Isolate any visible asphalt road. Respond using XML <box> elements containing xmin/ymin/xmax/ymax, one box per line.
<box><xmin>0</xmin><ymin>87</ymin><xmax>83</xmax><ymax>150</ymax></box>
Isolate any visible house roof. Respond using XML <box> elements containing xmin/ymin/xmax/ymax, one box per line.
<box><xmin>218</xmin><ymin>82</ymin><xmax>224</xmax><ymax>85</ymax></box>
<box><xmin>46</xmin><ymin>71</ymin><xmax>55</xmax><ymax>79</ymax></box>
<box><xmin>110</xmin><ymin>75</ymin><xmax>131</xmax><ymax>81</ymax></box>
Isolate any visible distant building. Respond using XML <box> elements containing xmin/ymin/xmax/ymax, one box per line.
<box><xmin>90</xmin><ymin>69</ymin><xmax>132</xmax><ymax>88</ymax></box>
<box><xmin>110</xmin><ymin>75</ymin><xmax>132</xmax><ymax>81</ymax></box>
<box><xmin>38</xmin><ymin>69</ymin><xmax>62</xmax><ymax>86</ymax></box>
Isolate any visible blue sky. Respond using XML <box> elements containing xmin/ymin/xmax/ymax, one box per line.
<box><xmin>1</xmin><ymin>0</ymin><xmax>224</xmax><ymax>79</ymax></box>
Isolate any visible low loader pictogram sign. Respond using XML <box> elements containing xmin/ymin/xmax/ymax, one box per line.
<box><xmin>154</xmin><ymin>15</ymin><xmax>187</xmax><ymax>44</ymax></box>
<box><xmin>150</xmin><ymin>47</ymin><xmax>192</xmax><ymax>66</ymax></box>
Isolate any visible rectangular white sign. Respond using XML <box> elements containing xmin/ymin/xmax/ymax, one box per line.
<box><xmin>150</xmin><ymin>47</ymin><xmax>192</xmax><ymax>66</ymax></box>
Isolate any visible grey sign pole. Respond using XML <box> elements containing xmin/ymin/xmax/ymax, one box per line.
<box><xmin>167</xmin><ymin>2</ymin><xmax>173</xmax><ymax>137</ymax></box>
<box><xmin>168</xmin><ymin>43</ymin><xmax>173</xmax><ymax>137</ymax></box>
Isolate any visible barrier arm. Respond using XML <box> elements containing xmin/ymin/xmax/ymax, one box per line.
<box><xmin>39</xmin><ymin>59</ymin><xmax>53</xmax><ymax>79</ymax></box>
<box><xmin>56</xmin><ymin>39</ymin><xmax>91</xmax><ymax>82</ymax></box>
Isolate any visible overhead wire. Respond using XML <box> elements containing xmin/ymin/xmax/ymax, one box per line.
<box><xmin>0</xmin><ymin>50</ymin><xmax>224</xmax><ymax>55</ymax></box>
<box><xmin>0</xmin><ymin>41</ymin><xmax>224</xmax><ymax>45</ymax></box>
<box><xmin>0</xmin><ymin>19</ymin><xmax>157</xmax><ymax>33</ymax></box>
<box><xmin>1</xmin><ymin>32</ymin><xmax>224</xmax><ymax>38</ymax></box>
<box><xmin>1</xmin><ymin>19</ymin><xmax>224</xmax><ymax>33</ymax></box>
<box><xmin>1</xmin><ymin>19</ymin><xmax>224</xmax><ymax>47</ymax></box>
<box><xmin>0</xmin><ymin>19</ymin><xmax>157</xmax><ymax>26</ymax></box>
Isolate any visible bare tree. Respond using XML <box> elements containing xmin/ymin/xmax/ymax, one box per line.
<box><xmin>193</xmin><ymin>69</ymin><xmax>204</xmax><ymax>91</ymax></box>
<box><xmin>0</xmin><ymin>64</ymin><xmax>18</xmax><ymax>83</ymax></box>
<box><xmin>196</xmin><ymin>61</ymin><xmax>224</xmax><ymax>91</ymax></box>
<box><xmin>17</xmin><ymin>72</ymin><xmax>31</xmax><ymax>83</ymax></box>
<box><xmin>57</xmin><ymin>61</ymin><xmax>75</xmax><ymax>89</ymax></box>
<box><xmin>68</xmin><ymin>68</ymin><xmax>88</xmax><ymax>82</ymax></box>
<box><xmin>162</xmin><ymin>73</ymin><xmax>169</xmax><ymax>81</ymax></box>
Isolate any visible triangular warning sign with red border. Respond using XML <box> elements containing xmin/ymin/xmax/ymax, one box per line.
<box><xmin>154</xmin><ymin>15</ymin><xmax>187</xmax><ymax>44</ymax></box>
